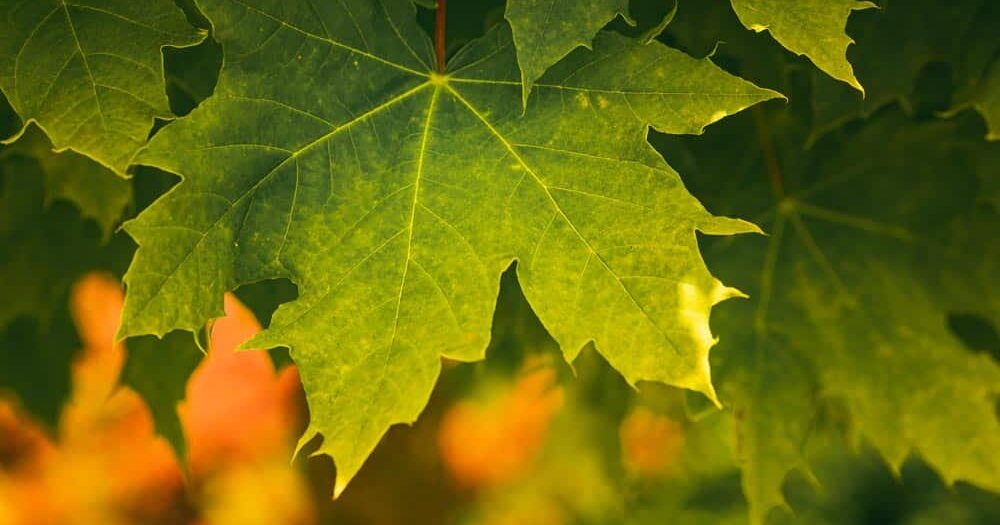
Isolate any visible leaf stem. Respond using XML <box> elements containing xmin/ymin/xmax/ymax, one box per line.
<box><xmin>435</xmin><ymin>0</ymin><xmax>447</xmax><ymax>72</ymax></box>
<box><xmin>751</xmin><ymin>105</ymin><xmax>785</xmax><ymax>199</ymax></box>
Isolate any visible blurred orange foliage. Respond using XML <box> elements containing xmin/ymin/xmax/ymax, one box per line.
<box><xmin>438</xmin><ymin>360</ymin><xmax>564</xmax><ymax>490</ymax></box>
<box><xmin>0</xmin><ymin>273</ymin><xmax>312</xmax><ymax>525</ymax></box>
<box><xmin>619</xmin><ymin>407</ymin><xmax>684</xmax><ymax>478</ymax></box>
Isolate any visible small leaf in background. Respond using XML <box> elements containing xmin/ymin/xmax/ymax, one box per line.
<box><xmin>121</xmin><ymin>332</ymin><xmax>203</xmax><ymax>465</ymax></box>
<box><xmin>1</xmin><ymin>272</ymin><xmax>186</xmax><ymax>525</ymax></box>
<box><xmin>2</xmin><ymin>126</ymin><xmax>131</xmax><ymax>238</ymax></box>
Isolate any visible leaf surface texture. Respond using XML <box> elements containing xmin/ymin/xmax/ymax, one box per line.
<box><xmin>120</xmin><ymin>0</ymin><xmax>778</xmax><ymax>491</ymax></box>
<box><xmin>0</xmin><ymin>0</ymin><xmax>203</xmax><ymax>173</ymax></box>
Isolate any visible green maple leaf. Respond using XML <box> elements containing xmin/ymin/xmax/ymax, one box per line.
<box><xmin>662</xmin><ymin>106</ymin><xmax>1000</xmax><ymax>524</ymax></box>
<box><xmin>956</xmin><ymin>58</ymin><xmax>999</xmax><ymax>141</ymax></box>
<box><xmin>1</xmin><ymin>125</ymin><xmax>131</xmax><ymax>238</ymax></box>
<box><xmin>121</xmin><ymin>331</ymin><xmax>203</xmax><ymax>464</ymax></box>
<box><xmin>119</xmin><ymin>0</ymin><xmax>778</xmax><ymax>492</ymax></box>
<box><xmin>504</xmin><ymin>0</ymin><xmax>874</xmax><ymax>102</ymax></box>
<box><xmin>0</xmin><ymin>152</ymin><xmax>110</xmax><ymax>329</ymax></box>
<box><xmin>0</xmin><ymin>305</ymin><xmax>79</xmax><ymax>429</ymax></box>
<box><xmin>948</xmin><ymin>1</ymin><xmax>1000</xmax><ymax>141</ymax></box>
<box><xmin>0</xmin><ymin>0</ymin><xmax>204</xmax><ymax>174</ymax></box>
<box><xmin>0</xmin><ymin>156</ymin><xmax>105</xmax><ymax>427</ymax></box>
<box><xmin>810</xmin><ymin>0</ymin><xmax>988</xmax><ymax>139</ymax></box>
<box><xmin>729</xmin><ymin>0</ymin><xmax>875</xmax><ymax>92</ymax></box>
<box><xmin>505</xmin><ymin>0</ymin><xmax>630</xmax><ymax>104</ymax></box>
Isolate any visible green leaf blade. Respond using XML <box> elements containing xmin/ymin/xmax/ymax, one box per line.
<box><xmin>122</xmin><ymin>0</ymin><xmax>778</xmax><ymax>495</ymax></box>
<box><xmin>730</xmin><ymin>0</ymin><xmax>875</xmax><ymax>92</ymax></box>
<box><xmin>504</xmin><ymin>0</ymin><xmax>629</xmax><ymax>105</ymax></box>
<box><xmin>121</xmin><ymin>332</ymin><xmax>204</xmax><ymax>465</ymax></box>
<box><xmin>5</xmin><ymin>126</ymin><xmax>131</xmax><ymax>238</ymax></box>
<box><xmin>686</xmin><ymin>108</ymin><xmax>1000</xmax><ymax>523</ymax></box>
<box><xmin>0</xmin><ymin>0</ymin><xmax>204</xmax><ymax>173</ymax></box>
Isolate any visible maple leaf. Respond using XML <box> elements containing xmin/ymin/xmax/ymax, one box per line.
<box><xmin>122</xmin><ymin>332</ymin><xmax>203</xmax><ymax>464</ymax></box>
<box><xmin>661</xmin><ymin>104</ymin><xmax>1000</xmax><ymax>524</ymax></box>
<box><xmin>947</xmin><ymin>1</ymin><xmax>1000</xmax><ymax>141</ymax></box>
<box><xmin>124</xmin><ymin>292</ymin><xmax>303</xmax><ymax>473</ymax></box>
<box><xmin>0</xmin><ymin>0</ymin><xmax>204</xmax><ymax>174</ymax></box>
<box><xmin>729</xmin><ymin>0</ymin><xmax>875</xmax><ymax>92</ymax></box>
<box><xmin>1</xmin><ymin>126</ymin><xmax>131</xmax><ymax>238</ymax></box>
<box><xmin>0</xmin><ymin>124</ymin><xmax>134</xmax><ymax>426</ymax></box>
<box><xmin>810</xmin><ymin>0</ymin><xmax>991</xmax><ymax>140</ymax></box>
<box><xmin>0</xmin><ymin>157</ymin><xmax>108</xmax><ymax>330</ymax></box>
<box><xmin>504</xmin><ymin>0</ymin><xmax>630</xmax><ymax>104</ymax></box>
<box><xmin>0</xmin><ymin>156</ymin><xmax>104</xmax><ymax>426</ymax></box>
<box><xmin>119</xmin><ymin>0</ymin><xmax>778</xmax><ymax>493</ymax></box>
<box><xmin>504</xmin><ymin>0</ymin><xmax>873</xmax><ymax>100</ymax></box>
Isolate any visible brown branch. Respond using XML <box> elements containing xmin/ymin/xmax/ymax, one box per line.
<box><xmin>435</xmin><ymin>0</ymin><xmax>447</xmax><ymax>72</ymax></box>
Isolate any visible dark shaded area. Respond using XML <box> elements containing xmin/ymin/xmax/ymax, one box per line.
<box><xmin>0</xmin><ymin>91</ymin><xmax>19</xmax><ymax>140</ymax></box>
<box><xmin>416</xmin><ymin>0</ymin><xmax>506</xmax><ymax>61</ymax></box>
<box><xmin>164</xmin><ymin>37</ymin><xmax>224</xmax><ymax>117</ymax></box>
<box><xmin>949</xmin><ymin>313</ymin><xmax>1000</xmax><ymax>362</ymax></box>
<box><xmin>779</xmin><ymin>452</ymin><xmax>1000</xmax><ymax>525</ymax></box>
<box><xmin>0</xmin><ymin>165</ymin><xmax>109</xmax><ymax>429</ymax></box>
<box><xmin>0</xmin><ymin>309</ymin><xmax>79</xmax><ymax>431</ymax></box>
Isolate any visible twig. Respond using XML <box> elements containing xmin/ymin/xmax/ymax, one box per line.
<box><xmin>435</xmin><ymin>0</ymin><xmax>447</xmax><ymax>72</ymax></box>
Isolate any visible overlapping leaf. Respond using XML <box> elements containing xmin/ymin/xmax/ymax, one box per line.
<box><xmin>505</xmin><ymin>0</ymin><xmax>630</xmax><ymax>104</ymax></box>
<box><xmin>729</xmin><ymin>0</ymin><xmax>875</xmax><ymax>92</ymax></box>
<box><xmin>0</xmin><ymin>159</ymin><xmax>102</xmax><ymax>426</ymax></box>
<box><xmin>660</xmin><ymin>105</ymin><xmax>1000</xmax><ymax>524</ymax></box>
<box><xmin>2</xmin><ymin>126</ymin><xmax>131</xmax><ymax>237</ymax></box>
<box><xmin>122</xmin><ymin>331</ymin><xmax>203</xmax><ymax>463</ymax></box>
<box><xmin>0</xmin><ymin>0</ymin><xmax>203</xmax><ymax>173</ymax></box>
<box><xmin>120</xmin><ymin>0</ymin><xmax>778</xmax><ymax>492</ymax></box>
<box><xmin>948</xmin><ymin>1</ymin><xmax>1000</xmax><ymax>141</ymax></box>
<box><xmin>0</xmin><ymin>115</ymin><xmax>132</xmax><ymax>427</ymax></box>
<box><xmin>504</xmin><ymin>0</ymin><xmax>873</xmax><ymax>101</ymax></box>
<box><xmin>810</xmin><ymin>0</ymin><xmax>990</xmax><ymax>138</ymax></box>
<box><xmin>0</xmin><ymin>154</ymin><xmax>109</xmax><ymax>329</ymax></box>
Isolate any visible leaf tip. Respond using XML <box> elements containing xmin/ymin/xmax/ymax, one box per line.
<box><xmin>333</xmin><ymin>478</ymin><xmax>349</xmax><ymax>500</ymax></box>
<box><xmin>698</xmin><ymin>215</ymin><xmax>763</xmax><ymax>236</ymax></box>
